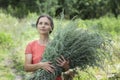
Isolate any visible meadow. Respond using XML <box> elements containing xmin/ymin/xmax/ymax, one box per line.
<box><xmin>0</xmin><ymin>11</ymin><xmax>120</xmax><ymax>80</ymax></box>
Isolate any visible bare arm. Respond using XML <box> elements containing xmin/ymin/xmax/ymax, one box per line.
<box><xmin>24</xmin><ymin>54</ymin><xmax>54</xmax><ymax>72</ymax></box>
<box><xmin>24</xmin><ymin>54</ymin><xmax>40</xmax><ymax>72</ymax></box>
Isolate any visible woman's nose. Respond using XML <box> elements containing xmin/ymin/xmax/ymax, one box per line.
<box><xmin>41</xmin><ymin>24</ymin><xmax>45</xmax><ymax>28</ymax></box>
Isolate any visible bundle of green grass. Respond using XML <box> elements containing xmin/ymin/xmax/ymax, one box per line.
<box><xmin>30</xmin><ymin>22</ymin><xmax>108</xmax><ymax>80</ymax></box>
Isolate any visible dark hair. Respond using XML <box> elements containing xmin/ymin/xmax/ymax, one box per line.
<box><xmin>36</xmin><ymin>15</ymin><xmax>54</xmax><ymax>34</ymax></box>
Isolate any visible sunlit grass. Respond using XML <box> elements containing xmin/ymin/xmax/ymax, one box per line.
<box><xmin>0</xmin><ymin>49</ymin><xmax>15</xmax><ymax>80</ymax></box>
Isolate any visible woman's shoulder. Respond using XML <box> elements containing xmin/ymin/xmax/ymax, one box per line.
<box><xmin>27</xmin><ymin>40</ymin><xmax>38</xmax><ymax>46</ymax></box>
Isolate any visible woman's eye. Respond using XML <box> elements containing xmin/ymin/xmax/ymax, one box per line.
<box><xmin>39</xmin><ymin>22</ymin><xmax>42</xmax><ymax>25</ymax></box>
<box><xmin>45</xmin><ymin>22</ymin><xmax>49</xmax><ymax>25</ymax></box>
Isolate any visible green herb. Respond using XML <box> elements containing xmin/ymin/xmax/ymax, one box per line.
<box><xmin>30</xmin><ymin>22</ymin><xmax>109</xmax><ymax>80</ymax></box>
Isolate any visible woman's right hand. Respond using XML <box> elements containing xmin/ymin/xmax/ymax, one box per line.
<box><xmin>39</xmin><ymin>62</ymin><xmax>55</xmax><ymax>73</ymax></box>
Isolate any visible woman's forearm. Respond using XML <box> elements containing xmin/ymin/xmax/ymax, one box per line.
<box><xmin>24</xmin><ymin>63</ymin><xmax>41</xmax><ymax>72</ymax></box>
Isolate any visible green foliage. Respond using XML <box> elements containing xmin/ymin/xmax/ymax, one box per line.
<box><xmin>0</xmin><ymin>32</ymin><xmax>13</xmax><ymax>49</ymax></box>
<box><xmin>11</xmin><ymin>53</ymin><xmax>24</xmax><ymax>73</ymax></box>
<box><xmin>0</xmin><ymin>70</ymin><xmax>14</xmax><ymax>80</ymax></box>
<box><xmin>74</xmin><ymin>70</ymin><xmax>96</xmax><ymax>80</ymax></box>
<box><xmin>0</xmin><ymin>49</ymin><xmax>15</xmax><ymax>80</ymax></box>
<box><xmin>78</xmin><ymin>16</ymin><xmax>120</xmax><ymax>36</ymax></box>
<box><xmin>0</xmin><ymin>12</ymin><xmax>37</xmax><ymax>80</ymax></box>
<box><xmin>0</xmin><ymin>0</ymin><xmax>120</xmax><ymax>19</ymax></box>
<box><xmin>36</xmin><ymin>0</ymin><xmax>59</xmax><ymax>16</ymax></box>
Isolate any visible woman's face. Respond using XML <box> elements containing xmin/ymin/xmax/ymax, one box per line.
<box><xmin>37</xmin><ymin>17</ymin><xmax>51</xmax><ymax>35</ymax></box>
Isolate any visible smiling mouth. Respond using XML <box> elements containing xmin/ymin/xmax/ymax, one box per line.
<box><xmin>40</xmin><ymin>29</ymin><xmax>46</xmax><ymax>31</ymax></box>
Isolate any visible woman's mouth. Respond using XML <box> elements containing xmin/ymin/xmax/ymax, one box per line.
<box><xmin>40</xmin><ymin>29</ymin><xmax>46</xmax><ymax>31</ymax></box>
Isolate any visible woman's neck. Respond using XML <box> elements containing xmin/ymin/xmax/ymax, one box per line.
<box><xmin>39</xmin><ymin>34</ymin><xmax>49</xmax><ymax>46</ymax></box>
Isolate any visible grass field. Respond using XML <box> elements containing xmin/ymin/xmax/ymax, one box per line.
<box><xmin>0</xmin><ymin>11</ymin><xmax>120</xmax><ymax>80</ymax></box>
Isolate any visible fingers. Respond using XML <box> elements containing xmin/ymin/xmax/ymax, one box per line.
<box><xmin>56</xmin><ymin>55</ymin><xmax>66</xmax><ymax>67</ymax></box>
<box><xmin>46</xmin><ymin>67</ymin><xmax>54</xmax><ymax>73</ymax></box>
<box><xmin>56</xmin><ymin>60</ymin><xmax>62</xmax><ymax>67</ymax></box>
<box><xmin>47</xmin><ymin>63</ymin><xmax>55</xmax><ymax>73</ymax></box>
<box><xmin>56</xmin><ymin>55</ymin><xmax>68</xmax><ymax>63</ymax></box>
<box><xmin>56</xmin><ymin>55</ymin><xmax>66</xmax><ymax>63</ymax></box>
<box><xmin>56</xmin><ymin>58</ymin><xmax>62</xmax><ymax>64</ymax></box>
<box><xmin>41</xmin><ymin>62</ymin><xmax>55</xmax><ymax>73</ymax></box>
<box><xmin>61</xmin><ymin>56</ymin><xmax>69</xmax><ymax>64</ymax></box>
<box><xmin>56</xmin><ymin>55</ymin><xmax>70</xmax><ymax>71</ymax></box>
<box><xmin>47</xmin><ymin>61</ymin><xmax>52</xmax><ymax>64</ymax></box>
<box><xmin>50</xmin><ymin>65</ymin><xmax>56</xmax><ymax>69</ymax></box>
<box><xmin>48</xmin><ymin>62</ymin><xmax>55</xmax><ymax>69</ymax></box>
<box><xmin>61</xmin><ymin>55</ymin><xmax>66</xmax><ymax>61</ymax></box>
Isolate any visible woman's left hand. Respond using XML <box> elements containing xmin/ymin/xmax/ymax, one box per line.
<box><xmin>56</xmin><ymin>55</ymin><xmax>69</xmax><ymax>71</ymax></box>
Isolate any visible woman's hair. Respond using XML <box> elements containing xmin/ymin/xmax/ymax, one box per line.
<box><xmin>36</xmin><ymin>14</ymin><xmax>54</xmax><ymax>34</ymax></box>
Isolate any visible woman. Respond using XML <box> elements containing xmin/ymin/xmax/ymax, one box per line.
<box><xmin>24</xmin><ymin>15</ymin><xmax>69</xmax><ymax>80</ymax></box>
